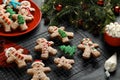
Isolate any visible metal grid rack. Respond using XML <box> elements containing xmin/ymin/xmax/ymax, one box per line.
<box><xmin>0</xmin><ymin>29</ymin><xmax>107</xmax><ymax>80</ymax></box>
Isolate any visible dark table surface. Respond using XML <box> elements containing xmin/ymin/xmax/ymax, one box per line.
<box><xmin>0</xmin><ymin>0</ymin><xmax>120</xmax><ymax>80</ymax></box>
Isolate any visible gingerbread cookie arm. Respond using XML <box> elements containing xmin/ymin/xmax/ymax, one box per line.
<box><xmin>34</xmin><ymin>45</ymin><xmax>41</xmax><ymax>51</ymax></box>
<box><xmin>48</xmin><ymin>41</ymin><xmax>54</xmax><ymax>45</ymax></box>
<box><xmin>17</xmin><ymin>49</ymin><xmax>24</xmax><ymax>53</ymax></box>
<box><xmin>50</xmin><ymin>32</ymin><xmax>59</xmax><ymax>38</ymax></box>
<box><xmin>43</xmin><ymin>67</ymin><xmax>51</xmax><ymax>73</ymax></box>
<box><xmin>65</xmin><ymin>32</ymin><xmax>74</xmax><ymax>38</ymax></box>
<box><xmin>6</xmin><ymin>56</ymin><xmax>15</xmax><ymax>63</ymax></box>
<box><xmin>82</xmin><ymin>46</ymin><xmax>91</xmax><ymax>59</ymax></box>
<box><xmin>27</xmin><ymin>68</ymin><xmax>34</xmax><ymax>75</ymax></box>
<box><xmin>48</xmin><ymin>47</ymin><xmax>57</xmax><ymax>56</ymax></box>
<box><xmin>68</xmin><ymin>59</ymin><xmax>75</xmax><ymax>64</ymax></box>
<box><xmin>93</xmin><ymin>43</ymin><xmax>99</xmax><ymax>48</ymax></box>
<box><xmin>59</xmin><ymin>26</ymin><xmax>65</xmax><ymax>30</ymax></box>
<box><xmin>24</xmin><ymin>55</ymin><xmax>32</xmax><ymax>61</ymax></box>
<box><xmin>29</xmin><ymin>7</ymin><xmax>35</xmax><ymax>11</ymax></box>
<box><xmin>78</xmin><ymin>44</ymin><xmax>85</xmax><ymax>50</ymax></box>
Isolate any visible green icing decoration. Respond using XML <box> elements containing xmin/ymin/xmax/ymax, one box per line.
<box><xmin>58</xmin><ymin>29</ymin><xmax>67</xmax><ymax>38</ymax></box>
<box><xmin>59</xmin><ymin>45</ymin><xmax>76</xmax><ymax>56</ymax></box>
<box><xmin>6</xmin><ymin>7</ymin><xmax>16</xmax><ymax>19</ymax></box>
<box><xmin>17</xmin><ymin>15</ymin><xmax>25</xmax><ymax>24</ymax></box>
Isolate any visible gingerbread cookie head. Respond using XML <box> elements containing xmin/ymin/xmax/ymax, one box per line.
<box><xmin>54</xmin><ymin>56</ymin><xmax>75</xmax><ymax>70</ymax></box>
<box><xmin>78</xmin><ymin>38</ymin><xmax>101</xmax><ymax>59</ymax></box>
<box><xmin>5</xmin><ymin>47</ymin><xmax>32</xmax><ymax>68</ymax></box>
<box><xmin>36</xmin><ymin>38</ymin><xmax>48</xmax><ymax>44</ymax></box>
<box><xmin>21</xmin><ymin>1</ymin><xmax>31</xmax><ymax>7</ymax></box>
<box><xmin>5</xmin><ymin>47</ymin><xmax>16</xmax><ymax>57</ymax></box>
<box><xmin>31</xmin><ymin>60</ymin><xmax>45</xmax><ymax>68</ymax></box>
<box><xmin>48</xmin><ymin>26</ymin><xmax>58</xmax><ymax>33</ymax></box>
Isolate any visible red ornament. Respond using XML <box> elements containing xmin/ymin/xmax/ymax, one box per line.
<box><xmin>114</xmin><ymin>6</ymin><xmax>120</xmax><ymax>14</ymax></box>
<box><xmin>78</xmin><ymin>19</ymin><xmax>83</xmax><ymax>26</ymax></box>
<box><xmin>97</xmin><ymin>0</ymin><xmax>104</xmax><ymax>6</ymax></box>
<box><xmin>55</xmin><ymin>4</ymin><xmax>63</xmax><ymax>11</ymax></box>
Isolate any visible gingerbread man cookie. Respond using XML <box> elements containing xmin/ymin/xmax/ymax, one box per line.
<box><xmin>34</xmin><ymin>38</ymin><xmax>57</xmax><ymax>59</ymax></box>
<box><xmin>27</xmin><ymin>60</ymin><xmax>51</xmax><ymax>80</ymax></box>
<box><xmin>5</xmin><ymin>47</ymin><xmax>32</xmax><ymax>68</ymax></box>
<box><xmin>12</xmin><ymin>14</ymin><xmax>28</xmax><ymax>31</ymax></box>
<box><xmin>0</xmin><ymin>10</ymin><xmax>15</xmax><ymax>32</ymax></box>
<box><xmin>77</xmin><ymin>38</ymin><xmax>101</xmax><ymax>59</ymax></box>
<box><xmin>54</xmin><ymin>56</ymin><xmax>75</xmax><ymax>70</ymax></box>
<box><xmin>48</xmin><ymin>26</ymin><xmax>74</xmax><ymax>43</ymax></box>
<box><xmin>17</xmin><ymin>0</ymin><xmax>35</xmax><ymax>21</ymax></box>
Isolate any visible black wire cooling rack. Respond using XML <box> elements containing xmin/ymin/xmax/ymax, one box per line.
<box><xmin>0</xmin><ymin>29</ymin><xmax>108</xmax><ymax>80</ymax></box>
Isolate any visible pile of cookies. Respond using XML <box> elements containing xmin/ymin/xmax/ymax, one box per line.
<box><xmin>0</xmin><ymin>0</ymin><xmax>35</xmax><ymax>32</ymax></box>
<box><xmin>3</xmin><ymin>26</ymin><xmax>101</xmax><ymax>80</ymax></box>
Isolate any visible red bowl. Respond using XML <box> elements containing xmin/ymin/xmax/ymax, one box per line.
<box><xmin>104</xmin><ymin>32</ymin><xmax>120</xmax><ymax>46</ymax></box>
<box><xmin>0</xmin><ymin>0</ymin><xmax>42</xmax><ymax>37</ymax></box>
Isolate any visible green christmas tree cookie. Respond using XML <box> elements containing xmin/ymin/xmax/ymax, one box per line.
<box><xmin>59</xmin><ymin>45</ymin><xmax>76</xmax><ymax>56</ymax></box>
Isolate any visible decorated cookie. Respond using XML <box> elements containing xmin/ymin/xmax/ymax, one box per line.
<box><xmin>17</xmin><ymin>0</ymin><xmax>35</xmax><ymax>21</ymax></box>
<box><xmin>5</xmin><ymin>47</ymin><xmax>32</xmax><ymax>68</ymax></box>
<box><xmin>35</xmin><ymin>38</ymin><xmax>57</xmax><ymax>59</ymax></box>
<box><xmin>3</xmin><ymin>0</ymin><xmax>21</xmax><ymax>8</ymax></box>
<box><xmin>48</xmin><ymin>26</ymin><xmax>74</xmax><ymax>43</ymax></box>
<box><xmin>0</xmin><ymin>9</ymin><xmax>15</xmax><ymax>32</ymax></box>
<box><xmin>12</xmin><ymin>14</ymin><xmax>28</xmax><ymax>31</ymax></box>
<box><xmin>77</xmin><ymin>38</ymin><xmax>101</xmax><ymax>59</ymax></box>
<box><xmin>59</xmin><ymin>45</ymin><xmax>76</xmax><ymax>56</ymax></box>
<box><xmin>54</xmin><ymin>56</ymin><xmax>75</xmax><ymax>70</ymax></box>
<box><xmin>27</xmin><ymin>60</ymin><xmax>51</xmax><ymax>80</ymax></box>
<box><xmin>6</xmin><ymin>7</ymin><xmax>16</xmax><ymax>19</ymax></box>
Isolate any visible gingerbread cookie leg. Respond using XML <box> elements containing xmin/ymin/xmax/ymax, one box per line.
<box><xmin>91</xmin><ymin>49</ymin><xmax>101</xmax><ymax>58</ymax></box>
<box><xmin>82</xmin><ymin>46</ymin><xmax>91</xmax><ymax>59</ymax></box>
<box><xmin>62</xmin><ymin>37</ymin><xmax>69</xmax><ymax>43</ymax></box>
<box><xmin>41</xmin><ymin>50</ymin><xmax>49</xmax><ymax>59</ymax></box>
<box><xmin>17</xmin><ymin>60</ymin><xmax>26</xmax><ymax>68</ymax></box>
<box><xmin>19</xmin><ymin>22</ymin><xmax>28</xmax><ymax>31</ymax></box>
